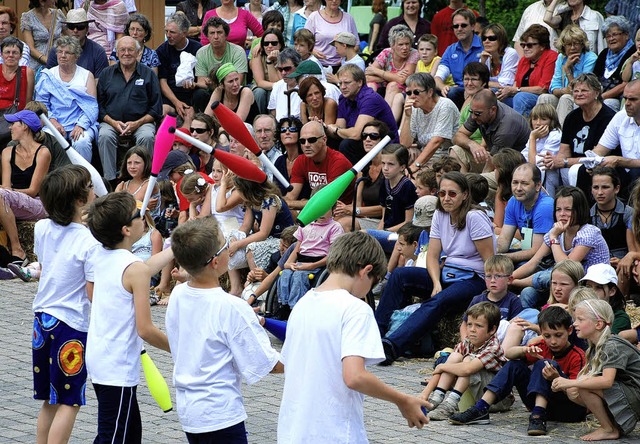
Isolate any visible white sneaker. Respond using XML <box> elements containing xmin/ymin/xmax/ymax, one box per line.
<box><xmin>428</xmin><ymin>396</ymin><xmax>459</xmax><ymax>421</ymax></box>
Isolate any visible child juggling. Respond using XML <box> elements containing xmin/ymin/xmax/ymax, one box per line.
<box><xmin>85</xmin><ymin>192</ymin><xmax>173</xmax><ymax>443</ymax></box>
<box><xmin>551</xmin><ymin>299</ymin><xmax>640</xmax><ymax>441</ymax></box>
<box><xmin>422</xmin><ymin>302</ymin><xmax>507</xmax><ymax>421</ymax></box>
<box><xmin>31</xmin><ymin>165</ymin><xmax>99</xmax><ymax>444</ymax></box>
<box><xmin>277</xmin><ymin>232</ymin><xmax>428</xmax><ymax>441</ymax></box>
<box><xmin>450</xmin><ymin>307</ymin><xmax>587</xmax><ymax>436</ymax></box>
<box><xmin>166</xmin><ymin>217</ymin><xmax>283</xmax><ymax>442</ymax></box>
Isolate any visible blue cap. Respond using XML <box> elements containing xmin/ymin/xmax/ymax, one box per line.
<box><xmin>4</xmin><ymin>110</ymin><xmax>42</xmax><ymax>133</ymax></box>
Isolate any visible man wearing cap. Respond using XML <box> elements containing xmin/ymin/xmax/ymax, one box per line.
<box><xmin>268</xmin><ymin>48</ymin><xmax>302</xmax><ymax>121</ymax></box>
<box><xmin>326</xmin><ymin>64</ymin><xmax>399</xmax><ymax>166</ymax></box>
<box><xmin>329</xmin><ymin>32</ymin><xmax>366</xmax><ymax>82</ymax></box>
<box><xmin>157</xmin><ymin>12</ymin><xmax>201</xmax><ymax>119</ymax></box>
<box><xmin>193</xmin><ymin>17</ymin><xmax>248</xmax><ymax>113</ymax></box>
<box><xmin>46</xmin><ymin>9</ymin><xmax>109</xmax><ymax>80</ymax></box>
<box><xmin>97</xmin><ymin>36</ymin><xmax>162</xmax><ymax>182</ymax></box>
<box><xmin>285</xmin><ymin>121</ymin><xmax>353</xmax><ymax>210</ymax></box>
<box><xmin>497</xmin><ymin>163</ymin><xmax>554</xmax><ymax>265</ymax></box>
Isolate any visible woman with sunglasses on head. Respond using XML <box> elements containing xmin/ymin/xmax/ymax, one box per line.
<box><xmin>334</xmin><ymin>120</ymin><xmax>388</xmax><ymax>231</ymax></box>
<box><xmin>479</xmin><ymin>23</ymin><xmax>519</xmax><ymax>91</ymax></box>
<box><xmin>273</xmin><ymin>117</ymin><xmax>306</xmax><ymax>197</ymax></box>
<box><xmin>376</xmin><ymin>171</ymin><xmax>495</xmax><ymax>365</ymax></box>
<box><xmin>298</xmin><ymin>76</ymin><xmax>336</xmax><ymax>126</ymax></box>
<box><xmin>205</xmin><ymin>62</ymin><xmax>257</xmax><ymax>123</ymax></box>
<box><xmin>250</xmin><ymin>29</ymin><xmax>285</xmax><ymax>115</ymax></box>
<box><xmin>497</xmin><ymin>24</ymin><xmax>558</xmax><ymax>117</ymax></box>
<box><xmin>400</xmin><ymin>72</ymin><xmax>460</xmax><ymax>176</ymax></box>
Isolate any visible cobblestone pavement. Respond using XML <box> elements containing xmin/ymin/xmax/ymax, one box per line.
<box><xmin>2</xmin><ymin>279</ymin><xmax>638</xmax><ymax>443</ymax></box>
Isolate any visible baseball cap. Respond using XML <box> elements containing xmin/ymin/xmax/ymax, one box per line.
<box><xmin>413</xmin><ymin>195</ymin><xmax>437</xmax><ymax>228</ymax></box>
<box><xmin>175</xmin><ymin>127</ymin><xmax>193</xmax><ymax>148</ymax></box>
<box><xmin>286</xmin><ymin>60</ymin><xmax>322</xmax><ymax>78</ymax></box>
<box><xmin>331</xmin><ymin>32</ymin><xmax>358</xmax><ymax>47</ymax></box>
<box><xmin>159</xmin><ymin>150</ymin><xmax>191</xmax><ymax>181</ymax></box>
<box><xmin>4</xmin><ymin>110</ymin><xmax>43</xmax><ymax>133</ymax></box>
<box><xmin>580</xmin><ymin>263</ymin><xmax>618</xmax><ymax>286</ymax></box>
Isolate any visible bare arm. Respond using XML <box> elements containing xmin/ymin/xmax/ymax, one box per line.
<box><xmin>236</xmin><ymin>87</ymin><xmax>256</xmax><ymax>122</ymax></box>
<box><xmin>17</xmin><ymin>147</ymin><xmax>51</xmax><ymax>198</ymax></box>
<box><xmin>433</xmin><ymin>358</ymin><xmax>485</xmax><ymax>377</ymax></box>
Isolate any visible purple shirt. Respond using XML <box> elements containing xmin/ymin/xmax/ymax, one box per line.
<box><xmin>430</xmin><ymin>209</ymin><xmax>495</xmax><ymax>275</ymax></box>
<box><xmin>543</xmin><ymin>224</ymin><xmax>610</xmax><ymax>270</ymax></box>
<box><xmin>337</xmin><ymin>85</ymin><xmax>399</xmax><ymax>142</ymax></box>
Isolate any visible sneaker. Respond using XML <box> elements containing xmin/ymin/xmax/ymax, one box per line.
<box><xmin>449</xmin><ymin>406</ymin><xmax>490</xmax><ymax>425</ymax></box>
<box><xmin>7</xmin><ymin>263</ymin><xmax>31</xmax><ymax>282</ymax></box>
<box><xmin>426</xmin><ymin>391</ymin><xmax>444</xmax><ymax>410</ymax></box>
<box><xmin>0</xmin><ymin>267</ymin><xmax>15</xmax><ymax>280</ymax></box>
<box><xmin>149</xmin><ymin>295</ymin><xmax>159</xmax><ymax>306</ymax></box>
<box><xmin>428</xmin><ymin>396</ymin><xmax>459</xmax><ymax>421</ymax></box>
<box><xmin>527</xmin><ymin>414</ymin><xmax>547</xmax><ymax>436</ymax></box>
<box><xmin>372</xmin><ymin>278</ymin><xmax>387</xmax><ymax>296</ymax></box>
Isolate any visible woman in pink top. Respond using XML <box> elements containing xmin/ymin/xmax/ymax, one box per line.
<box><xmin>200</xmin><ymin>0</ymin><xmax>263</xmax><ymax>48</ymax></box>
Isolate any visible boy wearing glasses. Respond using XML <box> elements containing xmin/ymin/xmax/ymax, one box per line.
<box><xmin>85</xmin><ymin>192</ymin><xmax>174</xmax><ymax>442</ymax></box>
<box><xmin>166</xmin><ymin>217</ymin><xmax>283</xmax><ymax>443</ymax></box>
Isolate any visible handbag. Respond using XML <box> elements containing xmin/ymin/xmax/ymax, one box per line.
<box><xmin>441</xmin><ymin>263</ymin><xmax>476</xmax><ymax>285</ymax></box>
<box><xmin>0</xmin><ymin>67</ymin><xmax>22</xmax><ymax>139</ymax></box>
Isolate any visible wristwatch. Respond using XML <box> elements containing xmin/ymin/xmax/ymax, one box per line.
<box><xmin>550</xmin><ymin>238</ymin><xmax>561</xmax><ymax>246</ymax></box>
<box><xmin>355</xmin><ymin>207</ymin><xmax>361</xmax><ymax>216</ymax></box>
<box><xmin>563</xmin><ymin>158</ymin><xmax>569</xmax><ymax>168</ymax></box>
<box><xmin>516</xmin><ymin>87</ymin><xmax>521</xmax><ymax>93</ymax></box>
<box><xmin>415</xmin><ymin>162</ymin><xmax>421</xmax><ymax>169</ymax></box>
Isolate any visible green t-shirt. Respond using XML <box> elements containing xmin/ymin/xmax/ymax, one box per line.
<box><xmin>195</xmin><ymin>42</ymin><xmax>249</xmax><ymax>79</ymax></box>
<box><xmin>612</xmin><ymin>309</ymin><xmax>631</xmax><ymax>335</ymax></box>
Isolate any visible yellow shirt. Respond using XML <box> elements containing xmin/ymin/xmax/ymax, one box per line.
<box><xmin>417</xmin><ymin>56</ymin><xmax>455</xmax><ymax>86</ymax></box>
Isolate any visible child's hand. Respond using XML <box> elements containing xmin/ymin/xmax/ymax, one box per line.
<box><xmin>333</xmin><ymin>200</ymin><xmax>349</xmax><ymax>217</ymax></box>
<box><xmin>228</xmin><ymin>240</ymin><xmax>240</xmax><ymax>257</ymax></box>
<box><xmin>551</xmin><ymin>376</ymin><xmax>572</xmax><ymax>392</ymax></box>
<box><xmin>432</xmin><ymin>363</ymin><xmax>445</xmax><ymax>375</ymax></box>
<box><xmin>548</xmin><ymin>221</ymin><xmax>568</xmax><ymax>239</ymax></box>
<box><xmin>523</xmin><ymin>344</ymin><xmax>544</xmax><ymax>360</ymax></box>
<box><xmin>512</xmin><ymin>317</ymin><xmax>534</xmax><ymax>331</ymax></box>
<box><xmin>396</xmin><ymin>395</ymin><xmax>430</xmax><ymax>429</ymax></box>
<box><xmin>531</xmin><ymin>124</ymin><xmax>550</xmax><ymax>140</ymax></box>
<box><xmin>542</xmin><ymin>360</ymin><xmax>560</xmax><ymax>381</ymax></box>
<box><xmin>431</xmin><ymin>282</ymin><xmax>442</xmax><ymax>297</ymax></box>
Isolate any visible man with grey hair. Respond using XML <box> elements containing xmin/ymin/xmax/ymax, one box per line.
<box><xmin>157</xmin><ymin>12</ymin><xmax>202</xmax><ymax>118</ymax></box>
<box><xmin>268</xmin><ymin>48</ymin><xmax>302</xmax><ymax>121</ymax></box>
<box><xmin>97</xmin><ymin>36</ymin><xmax>162</xmax><ymax>182</ymax></box>
<box><xmin>253</xmin><ymin>114</ymin><xmax>281</xmax><ymax>182</ymax></box>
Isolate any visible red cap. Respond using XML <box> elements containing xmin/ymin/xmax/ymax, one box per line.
<box><xmin>175</xmin><ymin>127</ymin><xmax>192</xmax><ymax>147</ymax></box>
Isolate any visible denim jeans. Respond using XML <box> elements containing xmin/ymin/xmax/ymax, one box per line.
<box><xmin>520</xmin><ymin>268</ymin><xmax>552</xmax><ymax>309</ymax></box>
<box><xmin>383</xmin><ymin>273</ymin><xmax>485</xmax><ymax>356</ymax></box>
<box><xmin>502</xmin><ymin>92</ymin><xmax>539</xmax><ymax>117</ymax></box>
<box><xmin>486</xmin><ymin>359</ymin><xmax>586</xmax><ymax>422</ymax></box>
<box><xmin>446</xmin><ymin>86</ymin><xmax>465</xmax><ymax>109</ymax></box>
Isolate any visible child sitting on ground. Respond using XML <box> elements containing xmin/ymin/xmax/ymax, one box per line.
<box><xmin>450</xmin><ymin>306</ymin><xmax>587</xmax><ymax>436</ymax></box>
<box><xmin>277</xmin><ymin>231</ymin><xmax>428</xmax><ymax>441</ymax></box>
<box><xmin>277</xmin><ymin>206</ymin><xmax>344</xmax><ymax>310</ymax></box>
<box><xmin>166</xmin><ymin>217</ymin><xmax>283</xmax><ymax>442</ymax></box>
<box><xmin>421</xmin><ymin>302</ymin><xmax>507</xmax><ymax>421</ymax></box>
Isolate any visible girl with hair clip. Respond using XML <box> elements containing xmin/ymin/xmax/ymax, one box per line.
<box><xmin>231</xmin><ymin>177</ymin><xmax>294</xmax><ymax>272</ymax></box>
<box><xmin>513</xmin><ymin>186</ymin><xmax>610</xmax><ymax>309</ymax></box>
<box><xmin>551</xmin><ymin>299</ymin><xmax>640</xmax><ymax>441</ymax></box>
<box><xmin>115</xmin><ymin>145</ymin><xmax>160</xmax><ymax>215</ymax></box>
<box><xmin>522</xmin><ymin>103</ymin><xmax>563</xmax><ymax>196</ymax></box>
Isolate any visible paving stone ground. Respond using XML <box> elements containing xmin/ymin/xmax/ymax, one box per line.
<box><xmin>2</xmin><ymin>278</ymin><xmax>638</xmax><ymax>443</ymax></box>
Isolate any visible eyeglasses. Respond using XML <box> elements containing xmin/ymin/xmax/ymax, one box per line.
<box><xmin>190</xmin><ymin>127</ymin><xmax>208</xmax><ymax>134</ymax></box>
<box><xmin>452</xmin><ymin>23</ymin><xmax>469</xmax><ymax>29</ymax></box>
<box><xmin>280</xmin><ymin>126</ymin><xmax>299</xmax><ymax>133</ymax></box>
<box><xmin>263</xmin><ymin>40</ymin><xmax>279</xmax><ymax>46</ymax></box>
<box><xmin>67</xmin><ymin>23</ymin><xmax>88</xmax><ymax>31</ymax></box>
<box><xmin>299</xmin><ymin>136</ymin><xmax>321</xmax><ymax>144</ymax></box>
<box><xmin>485</xmin><ymin>274</ymin><xmax>510</xmax><ymax>280</ymax></box>
<box><xmin>277</xmin><ymin>66</ymin><xmax>294</xmax><ymax>73</ymax></box>
<box><xmin>361</xmin><ymin>132</ymin><xmax>381</xmax><ymax>140</ymax></box>
<box><xmin>482</xmin><ymin>35</ymin><xmax>498</xmax><ymax>42</ymax></box>
<box><xmin>463</xmin><ymin>77</ymin><xmax>482</xmax><ymax>83</ymax></box>
<box><xmin>405</xmin><ymin>89</ymin><xmax>426</xmax><ymax>96</ymax></box>
<box><xmin>520</xmin><ymin>42</ymin><xmax>539</xmax><ymax>49</ymax></box>
<box><xmin>204</xmin><ymin>238</ymin><xmax>230</xmax><ymax>266</ymax></box>
<box><xmin>127</xmin><ymin>209</ymin><xmax>141</xmax><ymax>225</ymax></box>
<box><xmin>469</xmin><ymin>109</ymin><xmax>485</xmax><ymax>117</ymax></box>
<box><xmin>605</xmin><ymin>31</ymin><xmax>625</xmax><ymax>40</ymax></box>
<box><xmin>437</xmin><ymin>190</ymin><xmax>458</xmax><ymax>198</ymax></box>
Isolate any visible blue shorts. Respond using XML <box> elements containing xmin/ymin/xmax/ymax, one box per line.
<box><xmin>32</xmin><ymin>312</ymin><xmax>87</xmax><ymax>406</ymax></box>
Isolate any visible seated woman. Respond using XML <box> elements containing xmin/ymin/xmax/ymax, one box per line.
<box><xmin>457</xmin><ymin>62</ymin><xmax>489</xmax><ymax>152</ymax></box>
<box><xmin>334</xmin><ymin>120</ymin><xmax>388</xmax><ymax>231</ymax></box>
<box><xmin>205</xmin><ymin>63</ymin><xmax>257</xmax><ymax>123</ymax></box>
<box><xmin>0</xmin><ymin>110</ymin><xmax>51</xmax><ymax>264</ymax></box>
<box><xmin>479</xmin><ymin>24</ymin><xmax>519</xmax><ymax>91</ymax></box>
<box><xmin>249</xmin><ymin>29</ymin><xmax>284</xmax><ymax>115</ymax></box>
<box><xmin>365</xmin><ymin>24</ymin><xmax>418</xmax><ymax>120</ymax></box>
<box><xmin>513</xmin><ymin>186</ymin><xmax>610</xmax><ymax>309</ymax></box>
<box><xmin>400</xmin><ymin>72</ymin><xmax>460</xmax><ymax>174</ymax></box>
<box><xmin>298</xmin><ymin>77</ymin><xmax>337</xmax><ymax>125</ymax></box>
<box><xmin>273</xmin><ymin>116</ymin><xmax>306</xmax><ymax>197</ymax></box>
<box><xmin>537</xmin><ymin>25</ymin><xmax>597</xmax><ymax>126</ymax></box>
<box><xmin>498</xmin><ymin>24</ymin><xmax>557</xmax><ymax>117</ymax></box>
<box><xmin>375</xmin><ymin>172</ymin><xmax>495</xmax><ymax>364</ymax></box>
<box><xmin>35</xmin><ymin>35</ymin><xmax>98</xmax><ymax>162</ymax></box>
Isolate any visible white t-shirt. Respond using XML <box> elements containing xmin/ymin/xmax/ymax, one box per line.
<box><xmin>343</xmin><ymin>54</ymin><xmax>366</xmax><ymax>72</ymax></box>
<box><xmin>166</xmin><ymin>284</ymin><xmax>280</xmax><ymax>434</ymax></box>
<box><xmin>268</xmin><ymin>79</ymin><xmax>302</xmax><ymax>121</ymax></box>
<box><xmin>278</xmin><ymin>288</ymin><xmax>385</xmax><ymax>443</ymax></box>
<box><xmin>86</xmin><ymin>248</ymin><xmax>143</xmax><ymax>387</ymax></box>
<box><xmin>33</xmin><ymin>220</ymin><xmax>100</xmax><ymax>332</ymax></box>
<box><xmin>210</xmin><ymin>184</ymin><xmax>244</xmax><ymax>235</ymax></box>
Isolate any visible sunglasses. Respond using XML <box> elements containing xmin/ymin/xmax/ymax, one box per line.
<box><xmin>127</xmin><ymin>209</ymin><xmax>141</xmax><ymax>225</ymax></box>
<box><xmin>299</xmin><ymin>136</ymin><xmax>321</xmax><ymax>144</ymax></box>
<box><xmin>204</xmin><ymin>238</ymin><xmax>230</xmax><ymax>266</ymax></box>
<box><xmin>482</xmin><ymin>35</ymin><xmax>498</xmax><ymax>42</ymax></box>
<box><xmin>361</xmin><ymin>132</ymin><xmax>381</xmax><ymax>141</ymax></box>
<box><xmin>67</xmin><ymin>23</ymin><xmax>88</xmax><ymax>31</ymax></box>
<box><xmin>406</xmin><ymin>89</ymin><xmax>426</xmax><ymax>96</ymax></box>
<box><xmin>277</xmin><ymin>66</ymin><xmax>294</xmax><ymax>73</ymax></box>
<box><xmin>263</xmin><ymin>40</ymin><xmax>279</xmax><ymax>46</ymax></box>
<box><xmin>469</xmin><ymin>109</ymin><xmax>484</xmax><ymax>117</ymax></box>
<box><xmin>280</xmin><ymin>126</ymin><xmax>299</xmax><ymax>133</ymax></box>
<box><xmin>452</xmin><ymin>23</ymin><xmax>469</xmax><ymax>29</ymax></box>
<box><xmin>437</xmin><ymin>190</ymin><xmax>459</xmax><ymax>198</ymax></box>
<box><xmin>190</xmin><ymin>127</ymin><xmax>208</xmax><ymax>134</ymax></box>
<box><xmin>520</xmin><ymin>42</ymin><xmax>539</xmax><ymax>49</ymax></box>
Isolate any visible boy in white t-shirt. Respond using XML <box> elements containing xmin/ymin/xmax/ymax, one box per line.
<box><xmin>166</xmin><ymin>217</ymin><xmax>283</xmax><ymax>443</ymax></box>
<box><xmin>31</xmin><ymin>165</ymin><xmax>99</xmax><ymax>444</ymax></box>
<box><xmin>277</xmin><ymin>231</ymin><xmax>429</xmax><ymax>443</ymax></box>
<box><xmin>331</xmin><ymin>32</ymin><xmax>366</xmax><ymax>75</ymax></box>
<box><xmin>85</xmin><ymin>192</ymin><xmax>173</xmax><ymax>443</ymax></box>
